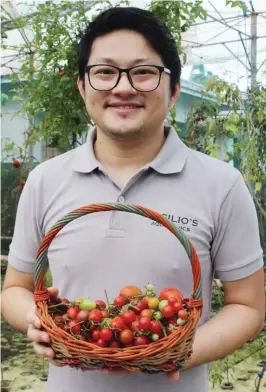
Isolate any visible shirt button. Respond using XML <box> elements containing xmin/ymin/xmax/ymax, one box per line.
<box><xmin>118</xmin><ymin>196</ymin><xmax>124</xmax><ymax>203</ymax></box>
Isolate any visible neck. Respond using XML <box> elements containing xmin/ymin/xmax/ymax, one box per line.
<box><xmin>93</xmin><ymin>126</ymin><xmax>165</xmax><ymax>172</ymax></box>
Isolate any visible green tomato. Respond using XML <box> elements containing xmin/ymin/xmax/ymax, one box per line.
<box><xmin>79</xmin><ymin>298</ymin><xmax>96</xmax><ymax>311</ymax></box>
<box><xmin>151</xmin><ymin>334</ymin><xmax>159</xmax><ymax>341</ymax></box>
<box><xmin>153</xmin><ymin>311</ymin><xmax>163</xmax><ymax>320</ymax></box>
<box><xmin>159</xmin><ymin>300</ymin><xmax>168</xmax><ymax>310</ymax></box>
<box><xmin>146</xmin><ymin>283</ymin><xmax>154</xmax><ymax>292</ymax></box>
<box><xmin>177</xmin><ymin>318</ymin><xmax>186</xmax><ymax>326</ymax></box>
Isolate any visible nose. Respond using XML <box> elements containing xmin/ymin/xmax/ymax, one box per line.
<box><xmin>111</xmin><ymin>72</ymin><xmax>137</xmax><ymax>95</ymax></box>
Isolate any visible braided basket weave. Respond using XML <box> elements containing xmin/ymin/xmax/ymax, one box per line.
<box><xmin>34</xmin><ymin>203</ymin><xmax>203</xmax><ymax>374</ymax></box>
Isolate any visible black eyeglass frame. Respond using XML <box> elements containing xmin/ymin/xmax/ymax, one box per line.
<box><xmin>84</xmin><ymin>64</ymin><xmax>171</xmax><ymax>92</ymax></box>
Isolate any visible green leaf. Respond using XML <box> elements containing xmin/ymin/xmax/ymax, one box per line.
<box><xmin>12</xmin><ymin>95</ymin><xmax>23</xmax><ymax>101</ymax></box>
<box><xmin>255</xmin><ymin>182</ymin><xmax>262</xmax><ymax>193</ymax></box>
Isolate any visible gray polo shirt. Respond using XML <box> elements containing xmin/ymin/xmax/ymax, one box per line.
<box><xmin>8</xmin><ymin>126</ymin><xmax>263</xmax><ymax>392</ymax></box>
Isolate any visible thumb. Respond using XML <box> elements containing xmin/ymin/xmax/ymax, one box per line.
<box><xmin>167</xmin><ymin>371</ymin><xmax>180</xmax><ymax>382</ymax></box>
<box><xmin>47</xmin><ymin>287</ymin><xmax>59</xmax><ymax>299</ymax></box>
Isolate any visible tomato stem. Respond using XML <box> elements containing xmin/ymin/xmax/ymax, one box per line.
<box><xmin>104</xmin><ymin>289</ymin><xmax>110</xmax><ymax>309</ymax></box>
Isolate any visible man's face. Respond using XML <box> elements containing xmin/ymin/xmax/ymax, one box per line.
<box><xmin>78</xmin><ymin>29</ymin><xmax>179</xmax><ymax>140</ymax></box>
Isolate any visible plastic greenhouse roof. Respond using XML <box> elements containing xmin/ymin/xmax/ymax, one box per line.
<box><xmin>1</xmin><ymin>0</ymin><xmax>266</xmax><ymax>92</ymax></box>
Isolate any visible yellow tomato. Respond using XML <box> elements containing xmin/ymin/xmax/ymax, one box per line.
<box><xmin>148</xmin><ymin>297</ymin><xmax>160</xmax><ymax>309</ymax></box>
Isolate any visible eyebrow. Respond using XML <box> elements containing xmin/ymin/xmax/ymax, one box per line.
<box><xmin>93</xmin><ymin>58</ymin><xmax>155</xmax><ymax>66</ymax></box>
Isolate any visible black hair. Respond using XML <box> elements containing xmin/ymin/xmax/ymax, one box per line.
<box><xmin>77</xmin><ymin>7</ymin><xmax>181</xmax><ymax>95</ymax></box>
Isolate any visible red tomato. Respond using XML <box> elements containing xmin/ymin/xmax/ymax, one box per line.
<box><xmin>178</xmin><ymin>310</ymin><xmax>189</xmax><ymax>320</ymax></box>
<box><xmin>67</xmin><ymin>306</ymin><xmax>80</xmax><ymax>319</ymax></box>
<box><xmin>62</xmin><ymin>313</ymin><xmax>68</xmax><ymax>321</ymax></box>
<box><xmin>162</xmin><ymin>305</ymin><xmax>174</xmax><ymax>319</ymax></box>
<box><xmin>122</xmin><ymin>310</ymin><xmax>136</xmax><ymax>325</ymax></box>
<box><xmin>12</xmin><ymin>160</ymin><xmax>20</xmax><ymax>168</ymax></box>
<box><xmin>96</xmin><ymin>338</ymin><xmax>107</xmax><ymax>347</ymax></box>
<box><xmin>67</xmin><ymin>320</ymin><xmax>81</xmax><ymax>335</ymax></box>
<box><xmin>150</xmin><ymin>320</ymin><xmax>162</xmax><ymax>334</ymax></box>
<box><xmin>139</xmin><ymin>316</ymin><xmax>152</xmax><ymax>330</ymax></box>
<box><xmin>173</xmin><ymin>301</ymin><xmax>183</xmax><ymax>313</ymax></box>
<box><xmin>140</xmin><ymin>309</ymin><xmax>153</xmax><ymax>319</ymax></box>
<box><xmin>89</xmin><ymin>309</ymin><xmax>103</xmax><ymax>322</ymax></box>
<box><xmin>92</xmin><ymin>329</ymin><xmax>101</xmax><ymax>341</ymax></box>
<box><xmin>59</xmin><ymin>71</ymin><xmax>66</xmax><ymax>77</ymax></box>
<box><xmin>109</xmin><ymin>340</ymin><xmax>120</xmax><ymax>348</ymax></box>
<box><xmin>119</xmin><ymin>329</ymin><xmax>134</xmax><ymax>345</ymax></box>
<box><xmin>168</xmin><ymin>297</ymin><xmax>178</xmax><ymax>306</ymax></box>
<box><xmin>159</xmin><ymin>288</ymin><xmax>183</xmax><ymax>301</ymax></box>
<box><xmin>100</xmin><ymin>328</ymin><xmax>113</xmax><ymax>342</ymax></box>
<box><xmin>131</xmin><ymin>320</ymin><xmax>140</xmax><ymax>331</ymax></box>
<box><xmin>120</xmin><ymin>285</ymin><xmax>142</xmax><ymax>298</ymax></box>
<box><xmin>114</xmin><ymin>296</ymin><xmax>126</xmax><ymax>307</ymax></box>
<box><xmin>19</xmin><ymin>180</ymin><xmax>25</xmax><ymax>187</ymax></box>
<box><xmin>136</xmin><ymin>300</ymin><xmax>148</xmax><ymax>312</ymax></box>
<box><xmin>110</xmin><ymin>316</ymin><xmax>125</xmax><ymax>330</ymax></box>
<box><xmin>134</xmin><ymin>335</ymin><xmax>150</xmax><ymax>346</ymax></box>
<box><xmin>96</xmin><ymin>300</ymin><xmax>106</xmax><ymax>308</ymax></box>
<box><xmin>101</xmin><ymin>310</ymin><xmax>110</xmax><ymax>318</ymax></box>
<box><xmin>77</xmin><ymin>310</ymin><xmax>89</xmax><ymax>322</ymax></box>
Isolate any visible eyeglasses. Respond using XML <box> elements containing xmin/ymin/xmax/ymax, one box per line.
<box><xmin>85</xmin><ymin>64</ymin><xmax>171</xmax><ymax>92</ymax></box>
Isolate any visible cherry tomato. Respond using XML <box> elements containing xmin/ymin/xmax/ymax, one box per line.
<box><xmin>67</xmin><ymin>306</ymin><xmax>80</xmax><ymax>319</ymax></box>
<box><xmin>101</xmin><ymin>310</ymin><xmax>110</xmax><ymax>318</ymax></box>
<box><xmin>131</xmin><ymin>320</ymin><xmax>140</xmax><ymax>331</ymax></box>
<box><xmin>136</xmin><ymin>300</ymin><xmax>148</xmax><ymax>312</ymax></box>
<box><xmin>62</xmin><ymin>313</ymin><xmax>68</xmax><ymax>322</ymax></box>
<box><xmin>89</xmin><ymin>309</ymin><xmax>103</xmax><ymax>322</ymax></box>
<box><xmin>159</xmin><ymin>288</ymin><xmax>183</xmax><ymax>301</ymax></box>
<box><xmin>173</xmin><ymin>301</ymin><xmax>183</xmax><ymax>313</ymax></box>
<box><xmin>151</xmin><ymin>334</ymin><xmax>160</xmax><ymax>341</ymax></box>
<box><xmin>13</xmin><ymin>160</ymin><xmax>20</xmax><ymax>168</ymax></box>
<box><xmin>134</xmin><ymin>335</ymin><xmax>150</xmax><ymax>346</ymax></box>
<box><xmin>114</xmin><ymin>296</ymin><xmax>126</xmax><ymax>307</ymax></box>
<box><xmin>96</xmin><ymin>338</ymin><xmax>107</xmax><ymax>347</ymax></box>
<box><xmin>119</xmin><ymin>329</ymin><xmax>134</xmax><ymax>345</ymax></box>
<box><xmin>159</xmin><ymin>300</ymin><xmax>169</xmax><ymax>310</ymax></box>
<box><xmin>100</xmin><ymin>328</ymin><xmax>113</xmax><ymax>342</ymax></box>
<box><xmin>148</xmin><ymin>297</ymin><xmax>159</xmax><ymax>309</ymax></box>
<box><xmin>152</xmin><ymin>311</ymin><xmax>163</xmax><ymax>320</ymax></box>
<box><xmin>92</xmin><ymin>329</ymin><xmax>101</xmax><ymax>341</ymax></box>
<box><xmin>67</xmin><ymin>320</ymin><xmax>81</xmax><ymax>335</ymax></box>
<box><xmin>59</xmin><ymin>71</ymin><xmax>66</xmax><ymax>77</ymax></box>
<box><xmin>139</xmin><ymin>316</ymin><xmax>152</xmax><ymax>330</ymax></box>
<box><xmin>110</xmin><ymin>316</ymin><xmax>125</xmax><ymax>330</ymax></box>
<box><xmin>77</xmin><ymin>310</ymin><xmax>89</xmax><ymax>322</ymax></box>
<box><xmin>95</xmin><ymin>300</ymin><xmax>106</xmax><ymax>308</ymax></box>
<box><xmin>79</xmin><ymin>299</ymin><xmax>96</xmax><ymax>311</ymax></box>
<box><xmin>122</xmin><ymin>310</ymin><xmax>136</xmax><ymax>325</ymax></box>
<box><xmin>178</xmin><ymin>310</ymin><xmax>189</xmax><ymax>320</ymax></box>
<box><xmin>168</xmin><ymin>297</ymin><xmax>178</xmax><ymax>306</ymax></box>
<box><xmin>140</xmin><ymin>309</ymin><xmax>153</xmax><ymax>319</ymax></box>
<box><xmin>120</xmin><ymin>285</ymin><xmax>142</xmax><ymax>298</ymax></box>
<box><xmin>150</xmin><ymin>320</ymin><xmax>162</xmax><ymax>334</ymax></box>
<box><xmin>162</xmin><ymin>305</ymin><xmax>174</xmax><ymax>319</ymax></box>
<box><xmin>109</xmin><ymin>340</ymin><xmax>120</xmax><ymax>348</ymax></box>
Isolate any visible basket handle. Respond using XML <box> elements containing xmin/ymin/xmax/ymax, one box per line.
<box><xmin>34</xmin><ymin>203</ymin><xmax>203</xmax><ymax>308</ymax></box>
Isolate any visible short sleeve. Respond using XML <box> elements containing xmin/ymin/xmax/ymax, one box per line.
<box><xmin>211</xmin><ymin>173</ymin><xmax>263</xmax><ymax>281</ymax></box>
<box><xmin>8</xmin><ymin>171</ymin><xmax>43</xmax><ymax>273</ymax></box>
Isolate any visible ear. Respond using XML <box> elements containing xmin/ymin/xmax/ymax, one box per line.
<box><xmin>169</xmin><ymin>82</ymin><xmax>180</xmax><ymax>108</ymax></box>
<box><xmin>77</xmin><ymin>77</ymin><xmax>85</xmax><ymax>100</ymax></box>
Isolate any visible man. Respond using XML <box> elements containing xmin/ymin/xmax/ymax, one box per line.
<box><xmin>1</xmin><ymin>7</ymin><xmax>264</xmax><ymax>392</ymax></box>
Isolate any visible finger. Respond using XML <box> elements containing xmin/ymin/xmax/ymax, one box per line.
<box><xmin>27</xmin><ymin>324</ymin><xmax>51</xmax><ymax>344</ymax></box>
<box><xmin>167</xmin><ymin>371</ymin><xmax>180</xmax><ymax>382</ymax></box>
<box><xmin>27</xmin><ymin>306</ymin><xmax>42</xmax><ymax>329</ymax></box>
<box><xmin>33</xmin><ymin>342</ymin><xmax>55</xmax><ymax>359</ymax></box>
<box><xmin>47</xmin><ymin>287</ymin><xmax>59</xmax><ymax>299</ymax></box>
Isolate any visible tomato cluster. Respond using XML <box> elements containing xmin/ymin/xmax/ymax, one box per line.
<box><xmin>48</xmin><ymin>284</ymin><xmax>189</xmax><ymax>348</ymax></box>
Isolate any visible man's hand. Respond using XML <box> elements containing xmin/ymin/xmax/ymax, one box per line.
<box><xmin>26</xmin><ymin>287</ymin><xmax>58</xmax><ymax>359</ymax></box>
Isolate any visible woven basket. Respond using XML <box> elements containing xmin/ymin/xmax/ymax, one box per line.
<box><xmin>34</xmin><ymin>203</ymin><xmax>203</xmax><ymax>374</ymax></box>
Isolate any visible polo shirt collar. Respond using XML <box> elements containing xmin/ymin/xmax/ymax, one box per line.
<box><xmin>70</xmin><ymin>126</ymin><xmax>188</xmax><ymax>174</ymax></box>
